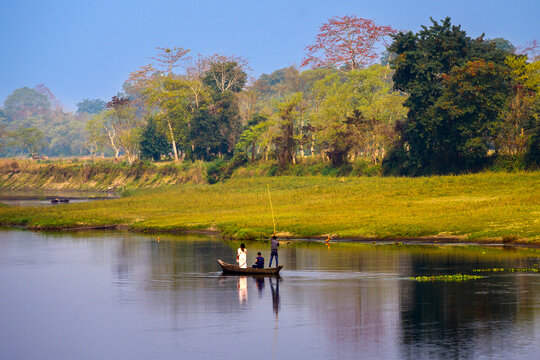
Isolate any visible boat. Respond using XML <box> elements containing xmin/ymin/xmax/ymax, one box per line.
<box><xmin>217</xmin><ymin>259</ymin><xmax>283</xmax><ymax>275</ymax></box>
<box><xmin>51</xmin><ymin>198</ymin><xmax>70</xmax><ymax>204</ymax></box>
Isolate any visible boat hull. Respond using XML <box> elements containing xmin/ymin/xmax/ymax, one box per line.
<box><xmin>217</xmin><ymin>259</ymin><xmax>283</xmax><ymax>275</ymax></box>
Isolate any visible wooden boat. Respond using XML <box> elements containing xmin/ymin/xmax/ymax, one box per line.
<box><xmin>217</xmin><ymin>259</ymin><xmax>283</xmax><ymax>275</ymax></box>
<box><xmin>51</xmin><ymin>198</ymin><xmax>70</xmax><ymax>204</ymax></box>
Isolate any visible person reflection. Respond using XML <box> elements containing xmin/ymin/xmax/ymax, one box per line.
<box><xmin>269</xmin><ymin>277</ymin><xmax>280</xmax><ymax>316</ymax></box>
<box><xmin>237</xmin><ymin>276</ymin><xmax>248</xmax><ymax>304</ymax></box>
<box><xmin>255</xmin><ymin>276</ymin><xmax>265</xmax><ymax>298</ymax></box>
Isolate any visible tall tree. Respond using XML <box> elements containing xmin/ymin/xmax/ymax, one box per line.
<box><xmin>487</xmin><ymin>38</ymin><xmax>516</xmax><ymax>53</ymax></box>
<box><xmin>85</xmin><ymin>114</ymin><xmax>110</xmax><ymax>157</ymax></box>
<box><xmin>350</xmin><ymin>65</ymin><xmax>407</xmax><ymax>163</ymax></box>
<box><xmin>76</xmin><ymin>99</ymin><xmax>106</xmax><ymax>114</ymax></box>
<box><xmin>0</xmin><ymin>123</ymin><xmax>7</xmax><ymax>154</ymax></box>
<box><xmin>270</xmin><ymin>93</ymin><xmax>304</xmax><ymax>168</ymax></box>
<box><xmin>235</xmin><ymin>115</ymin><xmax>268</xmax><ymax>162</ymax></box>
<box><xmin>311</xmin><ymin>72</ymin><xmax>356</xmax><ymax>166</ymax></box>
<box><xmin>302</xmin><ymin>15</ymin><xmax>396</xmax><ymax>72</ymax></box>
<box><xmin>497</xmin><ymin>55</ymin><xmax>540</xmax><ymax>155</ymax></box>
<box><xmin>34</xmin><ymin>84</ymin><xmax>63</xmax><ymax>113</ymax></box>
<box><xmin>384</xmin><ymin>17</ymin><xmax>510</xmax><ymax>175</ymax></box>
<box><xmin>151</xmin><ymin>46</ymin><xmax>191</xmax><ymax>74</ymax></box>
<box><xmin>201</xmin><ymin>54</ymin><xmax>249</xmax><ymax>93</ymax></box>
<box><xmin>89</xmin><ymin>96</ymin><xmax>141</xmax><ymax>163</ymax></box>
<box><xmin>139</xmin><ymin>117</ymin><xmax>170</xmax><ymax>161</ymax></box>
<box><xmin>142</xmin><ymin>75</ymin><xmax>198</xmax><ymax>162</ymax></box>
<box><xmin>189</xmin><ymin>91</ymin><xmax>243</xmax><ymax>160</ymax></box>
<box><xmin>3</xmin><ymin>87</ymin><xmax>50</xmax><ymax>124</ymax></box>
<box><xmin>435</xmin><ymin>59</ymin><xmax>511</xmax><ymax>169</ymax></box>
<box><xmin>12</xmin><ymin>127</ymin><xmax>46</xmax><ymax>158</ymax></box>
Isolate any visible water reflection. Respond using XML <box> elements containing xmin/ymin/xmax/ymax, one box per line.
<box><xmin>255</xmin><ymin>276</ymin><xmax>265</xmax><ymax>297</ymax></box>
<box><xmin>238</xmin><ymin>276</ymin><xmax>248</xmax><ymax>304</ymax></box>
<box><xmin>0</xmin><ymin>230</ymin><xmax>539</xmax><ymax>360</ymax></box>
<box><xmin>270</xmin><ymin>277</ymin><xmax>280</xmax><ymax>316</ymax></box>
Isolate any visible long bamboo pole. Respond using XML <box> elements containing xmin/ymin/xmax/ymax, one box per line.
<box><xmin>267</xmin><ymin>184</ymin><xmax>276</xmax><ymax>235</ymax></box>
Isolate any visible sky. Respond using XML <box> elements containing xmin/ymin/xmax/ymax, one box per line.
<box><xmin>1</xmin><ymin>0</ymin><xmax>538</xmax><ymax>111</ymax></box>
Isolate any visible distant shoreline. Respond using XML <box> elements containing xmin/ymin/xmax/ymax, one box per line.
<box><xmin>2</xmin><ymin>224</ymin><xmax>538</xmax><ymax>248</ymax></box>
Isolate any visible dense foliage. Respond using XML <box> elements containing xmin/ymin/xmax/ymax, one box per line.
<box><xmin>385</xmin><ymin>18</ymin><xmax>508</xmax><ymax>174</ymax></box>
<box><xmin>1</xmin><ymin>16</ymin><xmax>538</xmax><ymax>175</ymax></box>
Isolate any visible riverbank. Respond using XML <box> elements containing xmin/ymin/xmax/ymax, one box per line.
<box><xmin>0</xmin><ymin>159</ymin><xmax>207</xmax><ymax>191</ymax></box>
<box><xmin>0</xmin><ymin>172</ymin><xmax>538</xmax><ymax>245</ymax></box>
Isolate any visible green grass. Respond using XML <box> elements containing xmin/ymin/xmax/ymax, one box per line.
<box><xmin>0</xmin><ymin>171</ymin><xmax>539</xmax><ymax>244</ymax></box>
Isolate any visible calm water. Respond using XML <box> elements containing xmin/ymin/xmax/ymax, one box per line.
<box><xmin>0</xmin><ymin>190</ymin><xmax>118</xmax><ymax>206</ymax></box>
<box><xmin>0</xmin><ymin>230</ymin><xmax>539</xmax><ymax>360</ymax></box>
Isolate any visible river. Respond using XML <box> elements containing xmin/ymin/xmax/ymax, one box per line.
<box><xmin>0</xmin><ymin>229</ymin><xmax>538</xmax><ymax>359</ymax></box>
<box><xmin>0</xmin><ymin>190</ymin><xmax>118</xmax><ymax>207</ymax></box>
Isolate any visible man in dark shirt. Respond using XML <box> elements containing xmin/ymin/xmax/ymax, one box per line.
<box><xmin>252</xmin><ymin>252</ymin><xmax>264</xmax><ymax>269</ymax></box>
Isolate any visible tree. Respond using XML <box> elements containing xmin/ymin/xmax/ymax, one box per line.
<box><xmin>518</xmin><ymin>39</ymin><xmax>539</xmax><ymax>61</ymax></box>
<box><xmin>34</xmin><ymin>84</ymin><xmax>63</xmax><ymax>113</ymax></box>
<box><xmin>270</xmin><ymin>93</ymin><xmax>304</xmax><ymax>168</ymax></box>
<box><xmin>139</xmin><ymin>117</ymin><xmax>170</xmax><ymax>161</ymax></box>
<box><xmin>497</xmin><ymin>55</ymin><xmax>540</xmax><ymax>155</ymax></box>
<box><xmin>142</xmin><ymin>75</ymin><xmax>198</xmax><ymax>162</ymax></box>
<box><xmin>85</xmin><ymin>115</ymin><xmax>110</xmax><ymax>157</ymax></box>
<box><xmin>435</xmin><ymin>59</ymin><xmax>511</xmax><ymax>169</ymax></box>
<box><xmin>309</xmin><ymin>65</ymin><xmax>406</xmax><ymax>166</ymax></box>
<box><xmin>311</xmin><ymin>72</ymin><xmax>357</xmax><ymax>166</ymax></box>
<box><xmin>86</xmin><ymin>96</ymin><xmax>140</xmax><ymax>163</ymax></box>
<box><xmin>189</xmin><ymin>91</ymin><xmax>243</xmax><ymax>160</ymax></box>
<box><xmin>76</xmin><ymin>99</ymin><xmax>106</xmax><ymax>114</ymax></box>
<box><xmin>302</xmin><ymin>15</ymin><xmax>396</xmax><ymax>72</ymax></box>
<box><xmin>1</xmin><ymin>86</ymin><xmax>91</xmax><ymax>157</ymax></box>
<box><xmin>105</xmin><ymin>96</ymin><xmax>141</xmax><ymax>164</ymax></box>
<box><xmin>0</xmin><ymin>123</ymin><xmax>7</xmax><ymax>154</ymax></box>
<box><xmin>487</xmin><ymin>38</ymin><xmax>516</xmax><ymax>53</ymax></box>
<box><xmin>235</xmin><ymin>115</ymin><xmax>268</xmax><ymax>162</ymax></box>
<box><xmin>350</xmin><ymin>65</ymin><xmax>407</xmax><ymax>163</ymax></box>
<box><xmin>89</xmin><ymin>110</ymin><xmax>122</xmax><ymax>158</ymax></box>
<box><xmin>152</xmin><ymin>46</ymin><xmax>191</xmax><ymax>74</ymax></box>
<box><xmin>384</xmin><ymin>17</ymin><xmax>510</xmax><ymax>175</ymax></box>
<box><xmin>202</xmin><ymin>54</ymin><xmax>249</xmax><ymax>93</ymax></box>
<box><xmin>12</xmin><ymin>127</ymin><xmax>45</xmax><ymax>158</ymax></box>
<box><xmin>3</xmin><ymin>87</ymin><xmax>50</xmax><ymax>123</ymax></box>
<box><xmin>237</xmin><ymin>87</ymin><xmax>260</xmax><ymax>126</ymax></box>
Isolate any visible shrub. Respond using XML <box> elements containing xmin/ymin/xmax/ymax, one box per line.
<box><xmin>489</xmin><ymin>154</ymin><xmax>526</xmax><ymax>172</ymax></box>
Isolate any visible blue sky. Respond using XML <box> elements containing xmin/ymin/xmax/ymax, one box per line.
<box><xmin>1</xmin><ymin>0</ymin><xmax>538</xmax><ymax>111</ymax></box>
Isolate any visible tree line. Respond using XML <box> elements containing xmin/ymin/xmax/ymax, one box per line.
<box><xmin>1</xmin><ymin>16</ymin><xmax>538</xmax><ymax>175</ymax></box>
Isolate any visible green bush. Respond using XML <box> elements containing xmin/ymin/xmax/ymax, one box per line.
<box><xmin>489</xmin><ymin>154</ymin><xmax>526</xmax><ymax>172</ymax></box>
<box><xmin>267</xmin><ymin>164</ymin><xmax>278</xmax><ymax>177</ymax></box>
<box><xmin>206</xmin><ymin>159</ymin><xmax>227</xmax><ymax>184</ymax></box>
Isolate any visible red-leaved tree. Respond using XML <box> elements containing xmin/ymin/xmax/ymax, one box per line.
<box><xmin>302</xmin><ymin>15</ymin><xmax>396</xmax><ymax>71</ymax></box>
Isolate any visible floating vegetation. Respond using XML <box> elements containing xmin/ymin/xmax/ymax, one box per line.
<box><xmin>409</xmin><ymin>274</ymin><xmax>485</xmax><ymax>282</ymax></box>
<box><xmin>473</xmin><ymin>268</ymin><xmax>540</xmax><ymax>273</ymax></box>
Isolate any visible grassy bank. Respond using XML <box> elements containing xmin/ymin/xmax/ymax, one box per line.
<box><xmin>0</xmin><ymin>158</ymin><xmax>207</xmax><ymax>191</ymax></box>
<box><xmin>0</xmin><ymin>172</ymin><xmax>538</xmax><ymax>244</ymax></box>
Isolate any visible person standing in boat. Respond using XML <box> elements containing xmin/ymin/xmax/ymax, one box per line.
<box><xmin>269</xmin><ymin>235</ymin><xmax>279</xmax><ymax>267</ymax></box>
<box><xmin>237</xmin><ymin>243</ymin><xmax>247</xmax><ymax>268</ymax></box>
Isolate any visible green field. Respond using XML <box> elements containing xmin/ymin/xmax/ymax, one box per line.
<box><xmin>0</xmin><ymin>172</ymin><xmax>539</xmax><ymax>244</ymax></box>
